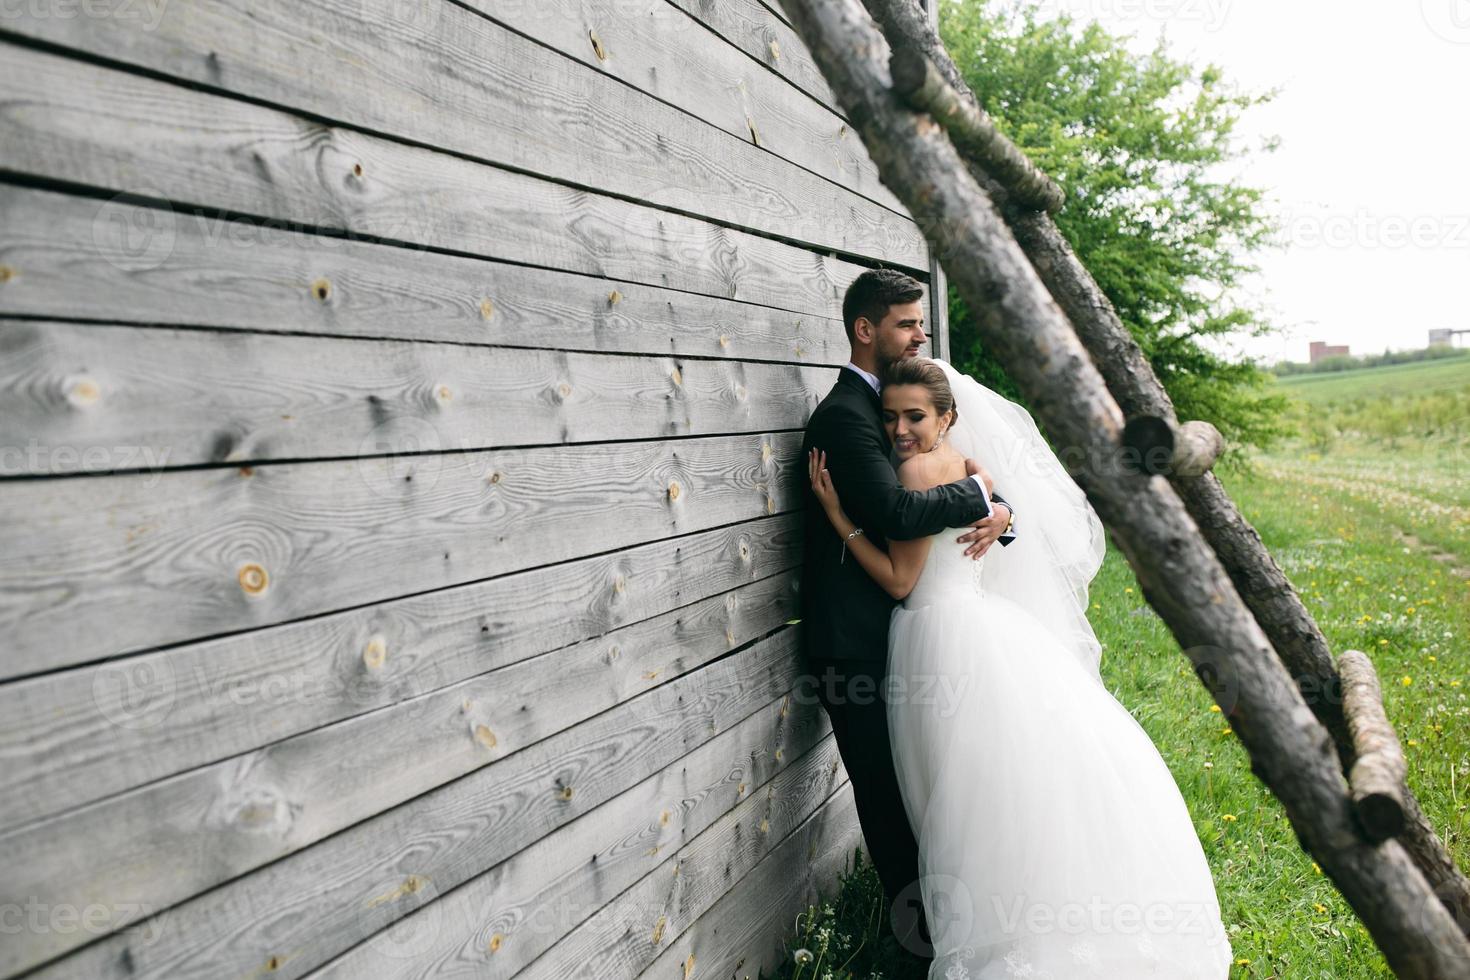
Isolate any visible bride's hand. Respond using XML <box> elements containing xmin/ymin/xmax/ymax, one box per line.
<box><xmin>807</xmin><ymin>449</ymin><xmax>842</xmax><ymax>518</ymax></box>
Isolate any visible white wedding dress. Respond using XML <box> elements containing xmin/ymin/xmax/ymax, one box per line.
<box><xmin>887</xmin><ymin>532</ymin><xmax>1234</xmax><ymax>978</ymax></box>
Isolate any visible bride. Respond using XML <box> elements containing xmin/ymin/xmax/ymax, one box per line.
<box><xmin>807</xmin><ymin>357</ymin><xmax>1232</xmax><ymax>978</ymax></box>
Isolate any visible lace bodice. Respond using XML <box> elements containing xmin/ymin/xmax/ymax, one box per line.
<box><xmin>903</xmin><ymin>527</ymin><xmax>986</xmax><ymax>609</ymax></box>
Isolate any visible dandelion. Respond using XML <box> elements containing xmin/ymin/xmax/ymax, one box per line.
<box><xmin>1380</xmin><ymin>639</ymin><xmax>1390</xmax><ymax>646</ymax></box>
<box><xmin>1314</xmin><ymin>903</ymin><xmax>1328</xmax><ymax>914</ymax></box>
<box><xmin>1124</xmin><ymin>587</ymin><xmax>1134</xmax><ymax>594</ymax></box>
<box><xmin>1203</xmin><ymin>761</ymin><xmax>1214</xmax><ymax>769</ymax></box>
<box><xmin>1409</xmin><ymin>739</ymin><xmax>1420</xmax><ymax>746</ymax></box>
<box><xmin>1402</xmin><ymin>676</ymin><xmax>1413</xmax><ymax>687</ymax></box>
<box><xmin>1312</xmin><ymin>861</ymin><xmax>1322</xmax><ymax>874</ymax></box>
<box><xmin>1222</xmin><ymin>813</ymin><xmax>1237</xmax><ymax>822</ymax></box>
<box><xmin>1221</xmin><ymin>727</ymin><xmax>1233</xmax><ymax>735</ymax></box>
<box><xmin>1209</xmin><ymin>705</ymin><xmax>1222</xmax><ymax>713</ymax></box>
<box><xmin>794</xmin><ymin>949</ymin><xmax>815</xmax><ymax>965</ymax></box>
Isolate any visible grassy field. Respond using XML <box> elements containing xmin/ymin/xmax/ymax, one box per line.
<box><xmin>768</xmin><ymin>353</ymin><xmax>1470</xmax><ymax>979</ymax></box>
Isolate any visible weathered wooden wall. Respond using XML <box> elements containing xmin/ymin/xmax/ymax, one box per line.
<box><xmin>0</xmin><ymin>0</ymin><xmax>937</xmax><ymax>976</ymax></box>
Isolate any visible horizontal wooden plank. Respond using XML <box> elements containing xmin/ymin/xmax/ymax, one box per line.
<box><xmin>0</xmin><ymin>0</ymin><xmax>927</xmax><ymax>270</ymax></box>
<box><xmin>305</xmin><ymin>726</ymin><xmax>842</xmax><ymax>978</ymax></box>
<box><xmin>470</xmin><ymin>0</ymin><xmax>904</xmax><ymax>214</ymax></box>
<box><xmin>517</xmin><ymin>752</ymin><xmax>850</xmax><ymax>980</ymax></box>
<box><xmin>0</xmin><ymin>186</ymin><xmax>850</xmax><ymax>363</ymax></box>
<box><xmin>666</xmin><ymin>0</ymin><xmax>842</xmax><ymax>120</ymax></box>
<box><xmin>0</xmin><ymin>515</ymin><xmax>800</xmax><ymax>835</ymax></box>
<box><xmin>19</xmin><ymin>632</ymin><xmax>815</xmax><ymax>980</ymax></box>
<box><xmin>0</xmin><ymin>430</ymin><xmax>801</xmax><ymax>680</ymax></box>
<box><xmin>0</xmin><ymin>43</ymin><xmax>881</xmax><ymax>323</ymax></box>
<box><xmin>635</xmin><ymin>786</ymin><xmax>862</xmax><ymax>980</ymax></box>
<box><xmin>0</xmin><ymin>321</ymin><xmax>833</xmax><ymax>474</ymax></box>
<box><xmin>0</xmin><ymin>574</ymin><xmax>799</xmax><ymax>973</ymax></box>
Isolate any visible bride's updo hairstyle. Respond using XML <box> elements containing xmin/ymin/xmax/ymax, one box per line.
<box><xmin>882</xmin><ymin>357</ymin><xmax>957</xmax><ymax>427</ymax></box>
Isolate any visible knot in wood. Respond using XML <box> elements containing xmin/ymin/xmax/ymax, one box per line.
<box><xmin>237</xmin><ymin>562</ymin><xmax>270</xmax><ymax>597</ymax></box>
<box><xmin>65</xmin><ymin>375</ymin><xmax>101</xmax><ymax>408</ymax></box>
<box><xmin>362</xmin><ymin>635</ymin><xmax>387</xmax><ymax>670</ymax></box>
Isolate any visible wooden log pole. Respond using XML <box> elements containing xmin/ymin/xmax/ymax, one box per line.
<box><xmin>887</xmin><ymin>47</ymin><xmax>1064</xmax><ymax>213</ymax></box>
<box><xmin>858</xmin><ymin>0</ymin><xmax>1470</xmax><ymax>937</ymax></box>
<box><xmin>1121</xmin><ymin>416</ymin><xmax>1225</xmax><ymax>477</ymax></box>
<box><xmin>1340</xmin><ymin>650</ymin><xmax>1410</xmax><ymax>841</ymax></box>
<box><xmin>777</xmin><ymin>0</ymin><xmax>1470</xmax><ymax>972</ymax></box>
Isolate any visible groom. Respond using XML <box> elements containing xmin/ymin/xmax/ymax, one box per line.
<box><xmin>798</xmin><ymin>269</ymin><xmax>1015</xmax><ymax>955</ymax></box>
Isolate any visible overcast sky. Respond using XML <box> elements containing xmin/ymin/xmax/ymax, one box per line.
<box><xmin>1025</xmin><ymin>0</ymin><xmax>1470</xmax><ymax>363</ymax></box>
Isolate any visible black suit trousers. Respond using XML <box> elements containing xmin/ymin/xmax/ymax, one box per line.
<box><xmin>804</xmin><ymin>654</ymin><xmax>931</xmax><ymax>955</ymax></box>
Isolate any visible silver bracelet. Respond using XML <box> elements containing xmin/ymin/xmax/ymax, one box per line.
<box><xmin>841</xmin><ymin>527</ymin><xmax>864</xmax><ymax>564</ymax></box>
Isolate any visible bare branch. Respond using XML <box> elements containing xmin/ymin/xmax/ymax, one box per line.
<box><xmin>1340</xmin><ymin>650</ymin><xmax>1409</xmax><ymax>842</ymax></box>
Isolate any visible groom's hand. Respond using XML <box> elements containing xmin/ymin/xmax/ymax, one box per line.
<box><xmin>958</xmin><ymin>503</ymin><xmax>1010</xmax><ymax>559</ymax></box>
<box><xmin>964</xmin><ymin>457</ymin><xmax>995</xmax><ymax>494</ymax></box>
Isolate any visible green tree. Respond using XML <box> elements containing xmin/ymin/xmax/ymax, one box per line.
<box><xmin>939</xmin><ymin>0</ymin><xmax>1288</xmax><ymax>457</ymax></box>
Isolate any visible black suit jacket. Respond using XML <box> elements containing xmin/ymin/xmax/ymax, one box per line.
<box><xmin>799</xmin><ymin>367</ymin><xmax>1012</xmax><ymax>664</ymax></box>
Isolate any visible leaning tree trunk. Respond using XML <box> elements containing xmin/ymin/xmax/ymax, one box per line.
<box><xmin>861</xmin><ymin>0</ymin><xmax>1470</xmax><ymax>939</ymax></box>
<box><xmin>777</xmin><ymin>0</ymin><xmax>1470</xmax><ymax>974</ymax></box>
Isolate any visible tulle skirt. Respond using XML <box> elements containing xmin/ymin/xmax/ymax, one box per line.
<box><xmin>887</xmin><ymin>590</ymin><xmax>1233</xmax><ymax>978</ymax></box>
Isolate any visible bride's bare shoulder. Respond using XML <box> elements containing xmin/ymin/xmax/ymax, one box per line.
<box><xmin>897</xmin><ymin>449</ymin><xmax>967</xmax><ymax>491</ymax></box>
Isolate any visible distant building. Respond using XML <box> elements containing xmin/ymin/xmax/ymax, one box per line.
<box><xmin>1429</xmin><ymin>328</ymin><xmax>1459</xmax><ymax>348</ymax></box>
<box><xmin>1309</xmin><ymin>340</ymin><xmax>1350</xmax><ymax>363</ymax></box>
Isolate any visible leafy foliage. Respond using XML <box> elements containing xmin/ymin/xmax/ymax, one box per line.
<box><xmin>938</xmin><ymin>0</ymin><xmax>1288</xmax><ymax>458</ymax></box>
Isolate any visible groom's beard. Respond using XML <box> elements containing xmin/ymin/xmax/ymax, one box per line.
<box><xmin>874</xmin><ymin>339</ymin><xmax>918</xmax><ymax>375</ymax></box>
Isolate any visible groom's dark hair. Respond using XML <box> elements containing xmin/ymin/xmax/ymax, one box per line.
<box><xmin>842</xmin><ymin>268</ymin><xmax>924</xmax><ymax>344</ymax></box>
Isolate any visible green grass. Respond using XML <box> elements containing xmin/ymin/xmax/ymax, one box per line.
<box><xmin>1276</xmin><ymin>352</ymin><xmax>1470</xmax><ymax>403</ymax></box>
<box><xmin>767</xmin><ymin>356</ymin><xmax>1470</xmax><ymax>979</ymax></box>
